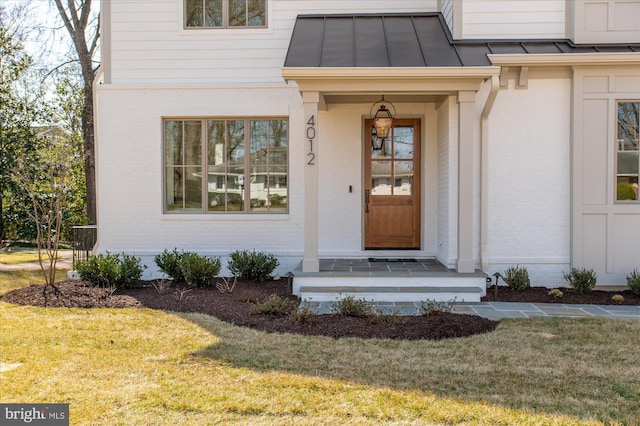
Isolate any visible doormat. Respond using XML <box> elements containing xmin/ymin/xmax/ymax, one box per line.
<box><xmin>368</xmin><ymin>258</ymin><xmax>417</xmax><ymax>263</ymax></box>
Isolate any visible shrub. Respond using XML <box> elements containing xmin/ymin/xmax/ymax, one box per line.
<box><xmin>548</xmin><ymin>288</ymin><xmax>564</xmax><ymax>298</ymax></box>
<box><xmin>181</xmin><ymin>252</ymin><xmax>221</xmax><ymax>287</ymax></box>
<box><xmin>627</xmin><ymin>269</ymin><xmax>640</xmax><ymax>296</ymax></box>
<box><xmin>75</xmin><ymin>252</ymin><xmax>145</xmax><ymax>289</ymax></box>
<box><xmin>228</xmin><ymin>250</ymin><xmax>279</xmax><ymax>282</ymax></box>
<box><xmin>419</xmin><ymin>299</ymin><xmax>454</xmax><ymax>316</ymax></box>
<box><xmin>290</xmin><ymin>304</ymin><xmax>316</xmax><ymax>324</ymax></box>
<box><xmin>563</xmin><ymin>267</ymin><xmax>597</xmax><ymax>293</ymax></box>
<box><xmin>76</xmin><ymin>253</ymin><xmax>119</xmax><ymax>287</ymax></box>
<box><xmin>612</xmin><ymin>294</ymin><xmax>625</xmax><ymax>304</ymax></box>
<box><xmin>332</xmin><ymin>295</ymin><xmax>372</xmax><ymax>317</ymax></box>
<box><xmin>154</xmin><ymin>248</ymin><xmax>186</xmax><ymax>282</ymax></box>
<box><xmin>250</xmin><ymin>294</ymin><xmax>292</xmax><ymax>316</ymax></box>
<box><xmin>503</xmin><ymin>265</ymin><xmax>530</xmax><ymax>291</ymax></box>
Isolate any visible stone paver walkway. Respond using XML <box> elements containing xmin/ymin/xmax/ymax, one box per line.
<box><xmin>302</xmin><ymin>300</ymin><xmax>640</xmax><ymax>320</ymax></box>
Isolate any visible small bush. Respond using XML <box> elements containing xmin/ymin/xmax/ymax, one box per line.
<box><xmin>564</xmin><ymin>267</ymin><xmax>597</xmax><ymax>293</ymax></box>
<box><xmin>250</xmin><ymin>294</ymin><xmax>292</xmax><ymax>316</ymax></box>
<box><xmin>290</xmin><ymin>304</ymin><xmax>316</xmax><ymax>324</ymax></box>
<box><xmin>151</xmin><ymin>279</ymin><xmax>173</xmax><ymax>294</ymax></box>
<box><xmin>419</xmin><ymin>299</ymin><xmax>454</xmax><ymax>316</ymax></box>
<box><xmin>503</xmin><ymin>265</ymin><xmax>530</xmax><ymax>291</ymax></box>
<box><xmin>154</xmin><ymin>248</ymin><xmax>185</xmax><ymax>282</ymax></box>
<box><xmin>611</xmin><ymin>294</ymin><xmax>625</xmax><ymax>304</ymax></box>
<box><xmin>627</xmin><ymin>269</ymin><xmax>640</xmax><ymax>296</ymax></box>
<box><xmin>215</xmin><ymin>276</ymin><xmax>237</xmax><ymax>294</ymax></box>
<box><xmin>548</xmin><ymin>288</ymin><xmax>564</xmax><ymax>298</ymax></box>
<box><xmin>76</xmin><ymin>253</ymin><xmax>119</xmax><ymax>287</ymax></box>
<box><xmin>332</xmin><ymin>295</ymin><xmax>372</xmax><ymax>317</ymax></box>
<box><xmin>118</xmin><ymin>253</ymin><xmax>146</xmax><ymax>289</ymax></box>
<box><xmin>75</xmin><ymin>252</ymin><xmax>145</xmax><ymax>289</ymax></box>
<box><xmin>228</xmin><ymin>250</ymin><xmax>279</xmax><ymax>282</ymax></box>
<box><xmin>181</xmin><ymin>253</ymin><xmax>221</xmax><ymax>287</ymax></box>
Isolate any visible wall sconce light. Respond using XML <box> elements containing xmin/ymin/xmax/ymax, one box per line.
<box><xmin>370</xmin><ymin>95</ymin><xmax>396</xmax><ymax>150</ymax></box>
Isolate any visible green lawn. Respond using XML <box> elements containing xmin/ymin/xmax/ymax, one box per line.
<box><xmin>1</xmin><ymin>272</ymin><xmax>639</xmax><ymax>425</ymax></box>
<box><xmin>0</xmin><ymin>251</ymin><xmax>61</xmax><ymax>265</ymax></box>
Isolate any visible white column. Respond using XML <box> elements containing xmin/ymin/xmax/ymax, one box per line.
<box><xmin>457</xmin><ymin>91</ymin><xmax>476</xmax><ymax>273</ymax></box>
<box><xmin>302</xmin><ymin>92</ymin><xmax>320</xmax><ymax>272</ymax></box>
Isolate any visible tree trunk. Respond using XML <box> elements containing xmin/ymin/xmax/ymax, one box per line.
<box><xmin>81</xmin><ymin>69</ymin><xmax>96</xmax><ymax>225</ymax></box>
<box><xmin>53</xmin><ymin>0</ymin><xmax>98</xmax><ymax>225</ymax></box>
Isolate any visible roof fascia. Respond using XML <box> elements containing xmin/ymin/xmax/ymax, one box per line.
<box><xmin>488</xmin><ymin>52</ymin><xmax>640</xmax><ymax>66</ymax></box>
<box><xmin>282</xmin><ymin>67</ymin><xmax>501</xmax><ymax>81</ymax></box>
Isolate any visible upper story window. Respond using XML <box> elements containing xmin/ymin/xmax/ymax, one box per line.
<box><xmin>185</xmin><ymin>0</ymin><xmax>266</xmax><ymax>28</ymax></box>
<box><xmin>616</xmin><ymin>101</ymin><xmax>639</xmax><ymax>201</ymax></box>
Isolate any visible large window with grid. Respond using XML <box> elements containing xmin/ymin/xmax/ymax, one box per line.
<box><xmin>185</xmin><ymin>0</ymin><xmax>266</xmax><ymax>28</ymax></box>
<box><xmin>616</xmin><ymin>101</ymin><xmax>639</xmax><ymax>201</ymax></box>
<box><xmin>164</xmin><ymin>118</ymin><xmax>288</xmax><ymax>213</ymax></box>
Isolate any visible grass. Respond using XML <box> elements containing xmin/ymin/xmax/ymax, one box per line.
<box><xmin>1</xmin><ymin>273</ymin><xmax>639</xmax><ymax>425</ymax></box>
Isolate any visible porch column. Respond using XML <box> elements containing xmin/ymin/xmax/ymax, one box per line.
<box><xmin>457</xmin><ymin>91</ymin><xmax>476</xmax><ymax>273</ymax></box>
<box><xmin>302</xmin><ymin>91</ymin><xmax>320</xmax><ymax>272</ymax></box>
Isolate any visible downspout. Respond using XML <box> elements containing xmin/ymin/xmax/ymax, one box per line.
<box><xmin>480</xmin><ymin>75</ymin><xmax>499</xmax><ymax>271</ymax></box>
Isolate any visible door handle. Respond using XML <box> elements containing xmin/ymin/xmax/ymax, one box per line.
<box><xmin>365</xmin><ymin>189</ymin><xmax>370</xmax><ymax>213</ymax></box>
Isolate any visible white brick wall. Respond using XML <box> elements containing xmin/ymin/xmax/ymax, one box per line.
<box><xmin>485</xmin><ymin>74</ymin><xmax>572</xmax><ymax>286</ymax></box>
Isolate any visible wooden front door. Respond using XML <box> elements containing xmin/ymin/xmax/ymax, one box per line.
<box><xmin>364</xmin><ymin>119</ymin><xmax>421</xmax><ymax>249</ymax></box>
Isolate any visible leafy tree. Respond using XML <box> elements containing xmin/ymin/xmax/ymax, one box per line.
<box><xmin>52</xmin><ymin>0</ymin><xmax>99</xmax><ymax>225</ymax></box>
<box><xmin>0</xmin><ymin>22</ymin><xmax>40</xmax><ymax>242</ymax></box>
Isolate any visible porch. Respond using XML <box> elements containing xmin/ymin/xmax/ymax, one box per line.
<box><xmin>293</xmin><ymin>258</ymin><xmax>487</xmax><ymax>304</ymax></box>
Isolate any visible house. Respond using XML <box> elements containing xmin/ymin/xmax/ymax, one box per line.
<box><xmin>95</xmin><ymin>0</ymin><xmax>640</xmax><ymax>302</ymax></box>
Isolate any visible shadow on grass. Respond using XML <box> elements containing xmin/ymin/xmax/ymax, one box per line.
<box><xmin>177</xmin><ymin>311</ymin><xmax>640</xmax><ymax>425</ymax></box>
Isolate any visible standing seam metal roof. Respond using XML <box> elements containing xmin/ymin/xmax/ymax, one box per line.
<box><xmin>283</xmin><ymin>13</ymin><xmax>640</xmax><ymax>68</ymax></box>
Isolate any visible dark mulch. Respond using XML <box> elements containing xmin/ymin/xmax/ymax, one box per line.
<box><xmin>483</xmin><ymin>285</ymin><xmax>640</xmax><ymax>305</ymax></box>
<box><xmin>1</xmin><ymin>279</ymin><xmax>497</xmax><ymax>341</ymax></box>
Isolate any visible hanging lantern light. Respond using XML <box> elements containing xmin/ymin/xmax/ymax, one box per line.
<box><xmin>370</xmin><ymin>95</ymin><xmax>396</xmax><ymax>150</ymax></box>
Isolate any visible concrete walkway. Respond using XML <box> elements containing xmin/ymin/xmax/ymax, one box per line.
<box><xmin>0</xmin><ymin>250</ymin><xmax>73</xmax><ymax>272</ymax></box>
<box><xmin>302</xmin><ymin>300</ymin><xmax>640</xmax><ymax>320</ymax></box>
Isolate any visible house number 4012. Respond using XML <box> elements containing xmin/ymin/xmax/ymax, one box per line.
<box><xmin>306</xmin><ymin>115</ymin><xmax>316</xmax><ymax>165</ymax></box>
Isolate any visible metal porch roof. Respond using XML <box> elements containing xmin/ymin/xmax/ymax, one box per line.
<box><xmin>283</xmin><ymin>13</ymin><xmax>640</xmax><ymax>68</ymax></box>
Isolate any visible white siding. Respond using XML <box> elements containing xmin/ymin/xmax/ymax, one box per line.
<box><xmin>441</xmin><ymin>0</ymin><xmax>454</xmax><ymax>32</ymax></box>
<box><xmin>462</xmin><ymin>0</ymin><xmax>565</xmax><ymax>39</ymax></box>
<box><xmin>486</xmin><ymin>74</ymin><xmax>571</xmax><ymax>286</ymax></box>
<box><xmin>109</xmin><ymin>0</ymin><xmax>438</xmax><ymax>84</ymax></box>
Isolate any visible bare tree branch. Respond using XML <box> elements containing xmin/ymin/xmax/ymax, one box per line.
<box><xmin>53</xmin><ymin>0</ymin><xmax>75</xmax><ymax>37</ymax></box>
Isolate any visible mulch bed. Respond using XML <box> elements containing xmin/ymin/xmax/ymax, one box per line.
<box><xmin>1</xmin><ymin>279</ymin><xmax>497</xmax><ymax>341</ymax></box>
<box><xmin>483</xmin><ymin>285</ymin><xmax>640</xmax><ymax>305</ymax></box>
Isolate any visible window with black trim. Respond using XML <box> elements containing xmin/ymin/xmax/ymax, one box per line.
<box><xmin>185</xmin><ymin>0</ymin><xmax>266</xmax><ymax>28</ymax></box>
<box><xmin>164</xmin><ymin>118</ymin><xmax>288</xmax><ymax>213</ymax></box>
<box><xmin>616</xmin><ymin>101</ymin><xmax>639</xmax><ymax>201</ymax></box>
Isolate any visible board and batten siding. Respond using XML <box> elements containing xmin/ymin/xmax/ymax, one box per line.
<box><xmin>108</xmin><ymin>0</ymin><xmax>438</xmax><ymax>84</ymax></box>
<box><xmin>461</xmin><ymin>0</ymin><xmax>565</xmax><ymax>39</ymax></box>
<box><xmin>568</xmin><ymin>0</ymin><xmax>640</xmax><ymax>43</ymax></box>
<box><xmin>572</xmin><ymin>67</ymin><xmax>640</xmax><ymax>285</ymax></box>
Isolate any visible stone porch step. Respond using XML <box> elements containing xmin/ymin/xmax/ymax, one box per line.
<box><xmin>294</xmin><ymin>276</ymin><xmax>486</xmax><ymax>303</ymax></box>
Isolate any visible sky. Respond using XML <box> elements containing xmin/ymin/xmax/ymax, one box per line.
<box><xmin>3</xmin><ymin>0</ymin><xmax>100</xmax><ymax>69</ymax></box>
